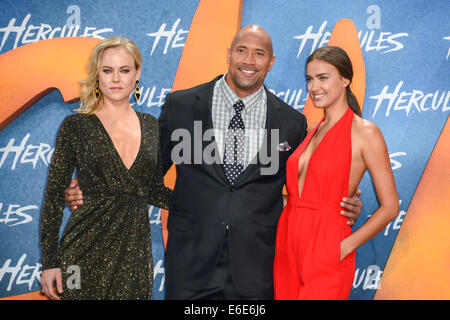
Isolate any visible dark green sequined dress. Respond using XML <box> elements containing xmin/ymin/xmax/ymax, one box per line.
<box><xmin>40</xmin><ymin>112</ymin><xmax>171</xmax><ymax>300</ymax></box>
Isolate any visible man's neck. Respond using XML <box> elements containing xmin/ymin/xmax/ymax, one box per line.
<box><xmin>223</xmin><ymin>73</ymin><xmax>264</xmax><ymax>99</ymax></box>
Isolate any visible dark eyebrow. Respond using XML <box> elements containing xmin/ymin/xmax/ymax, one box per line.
<box><xmin>306</xmin><ymin>72</ymin><xmax>329</xmax><ymax>77</ymax></box>
<box><xmin>234</xmin><ymin>45</ymin><xmax>266</xmax><ymax>53</ymax></box>
<box><xmin>101</xmin><ymin>65</ymin><xmax>132</xmax><ymax>69</ymax></box>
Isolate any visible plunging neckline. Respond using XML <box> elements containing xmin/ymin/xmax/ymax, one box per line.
<box><xmin>297</xmin><ymin>108</ymin><xmax>351</xmax><ymax>199</ymax></box>
<box><xmin>92</xmin><ymin>111</ymin><xmax>143</xmax><ymax>171</ymax></box>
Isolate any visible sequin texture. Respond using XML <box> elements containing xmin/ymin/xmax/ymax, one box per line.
<box><xmin>40</xmin><ymin>112</ymin><xmax>171</xmax><ymax>300</ymax></box>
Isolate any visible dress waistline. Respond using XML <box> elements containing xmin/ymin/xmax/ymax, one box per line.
<box><xmin>287</xmin><ymin>198</ymin><xmax>339</xmax><ymax>211</ymax></box>
<box><xmin>83</xmin><ymin>189</ymin><xmax>148</xmax><ymax>202</ymax></box>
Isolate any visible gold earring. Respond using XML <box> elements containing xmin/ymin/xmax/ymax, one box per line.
<box><xmin>134</xmin><ymin>80</ymin><xmax>141</xmax><ymax>102</ymax></box>
<box><xmin>95</xmin><ymin>80</ymin><xmax>101</xmax><ymax>100</ymax></box>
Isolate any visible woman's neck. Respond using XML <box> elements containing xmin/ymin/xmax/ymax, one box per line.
<box><xmin>97</xmin><ymin>100</ymin><xmax>133</xmax><ymax>118</ymax></box>
<box><xmin>322</xmin><ymin>101</ymin><xmax>348</xmax><ymax>127</ymax></box>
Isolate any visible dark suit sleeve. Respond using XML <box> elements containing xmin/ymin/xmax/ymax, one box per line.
<box><xmin>148</xmin><ymin>146</ymin><xmax>172</xmax><ymax>209</ymax></box>
<box><xmin>300</xmin><ymin>113</ymin><xmax>308</xmax><ymax>138</ymax></box>
<box><xmin>159</xmin><ymin>93</ymin><xmax>173</xmax><ymax>175</ymax></box>
<box><xmin>291</xmin><ymin>111</ymin><xmax>308</xmax><ymax>148</ymax></box>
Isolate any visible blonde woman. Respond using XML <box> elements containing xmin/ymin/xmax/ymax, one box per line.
<box><xmin>40</xmin><ymin>36</ymin><xmax>171</xmax><ymax>300</ymax></box>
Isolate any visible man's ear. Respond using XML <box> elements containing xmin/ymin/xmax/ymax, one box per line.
<box><xmin>268</xmin><ymin>55</ymin><xmax>276</xmax><ymax>72</ymax></box>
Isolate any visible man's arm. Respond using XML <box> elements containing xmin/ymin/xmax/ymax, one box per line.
<box><xmin>65</xmin><ymin>178</ymin><xmax>83</xmax><ymax>211</ymax></box>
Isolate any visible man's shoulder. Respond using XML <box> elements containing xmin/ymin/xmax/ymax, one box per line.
<box><xmin>168</xmin><ymin>75</ymin><xmax>221</xmax><ymax>100</ymax></box>
<box><xmin>265</xmin><ymin>88</ymin><xmax>306</xmax><ymax>124</ymax></box>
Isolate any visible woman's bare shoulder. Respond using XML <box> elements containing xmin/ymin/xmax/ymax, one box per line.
<box><xmin>352</xmin><ymin>115</ymin><xmax>386</xmax><ymax>150</ymax></box>
<box><xmin>353</xmin><ymin>115</ymin><xmax>381</xmax><ymax>136</ymax></box>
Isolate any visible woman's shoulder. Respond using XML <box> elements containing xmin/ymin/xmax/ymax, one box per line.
<box><xmin>137</xmin><ymin>111</ymin><xmax>158</xmax><ymax>123</ymax></box>
<box><xmin>64</xmin><ymin>112</ymin><xmax>92</xmax><ymax>122</ymax></box>
<box><xmin>352</xmin><ymin>115</ymin><xmax>385</xmax><ymax>145</ymax></box>
<box><xmin>60</xmin><ymin>113</ymin><xmax>97</xmax><ymax>133</ymax></box>
<box><xmin>353</xmin><ymin>115</ymin><xmax>379</xmax><ymax>133</ymax></box>
<box><xmin>61</xmin><ymin>113</ymin><xmax>86</xmax><ymax>126</ymax></box>
<box><xmin>137</xmin><ymin>111</ymin><xmax>159</xmax><ymax>131</ymax></box>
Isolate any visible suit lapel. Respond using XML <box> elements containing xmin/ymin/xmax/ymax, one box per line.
<box><xmin>197</xmin><ymin>80</ymin><xmax>283</xmax><ymax>186</ymax></box>
<box><xmin>234</xmin><ymin>87</ymin><xmax>281</xmax><ymax>187</ymax></box>
<box><xmin>195</xmin><ymin>76</ymin><xmax>229</xmax><ymax>184</ymax></box>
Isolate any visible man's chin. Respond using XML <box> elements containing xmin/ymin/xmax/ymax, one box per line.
<box><xmin>235</xmin><ymin>79</ymin><xmax>260</xmax><ymax>92</ymax></box>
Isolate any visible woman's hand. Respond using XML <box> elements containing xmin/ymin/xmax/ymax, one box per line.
<box><xmin>340</xmin><ymin>239</ymin><xmax>354</xmax><ymax>262</ymax></box>
<box><xmin>41</xmin><ymin>268</ymin><xmax>63</xmax><ymax>300</ymax></box>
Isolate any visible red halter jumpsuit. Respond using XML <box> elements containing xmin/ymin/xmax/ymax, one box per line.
<box><xmin>274</xmin><ymin>107</ymin><xmax>355</xmax><ymax>300</ymax></box>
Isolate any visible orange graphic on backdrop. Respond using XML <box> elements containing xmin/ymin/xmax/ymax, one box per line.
<box><xmin>375</xmin><ymin>118</ymin><xmax>450</xmax><ymax>299</ymax></box>
<box><xmin>0</xmin><ymin>37</ymin><xmax>100</xmax><ymax>130</ymax></box>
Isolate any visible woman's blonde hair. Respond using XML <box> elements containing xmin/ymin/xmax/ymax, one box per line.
<box><xmin>76</xmin><ymin>36</ymin><xmax>142</xmax><ymax>114</ymax></box>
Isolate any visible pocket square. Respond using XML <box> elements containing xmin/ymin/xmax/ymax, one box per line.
<box><xmin>277</xmin><ymin>141</ymin><xmax>292</xmax><ymax>151</ymax></box>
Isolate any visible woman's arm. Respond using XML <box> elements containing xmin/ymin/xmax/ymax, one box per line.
<box><xmin>341</xmin><ymin>121</ymin><xmax>399</xmax><ymax>260</ymax></box>
<box><xmin>41</xmin><ymin>116</ymin><xmax>77</xmax><ymax>269</ymax></box>
<box><xmin>40</xmin><ymin>115</ymin><xmax>77</xmax><ymax>299</ymax></box>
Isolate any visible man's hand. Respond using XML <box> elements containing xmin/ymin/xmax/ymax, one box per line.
<box><xmin>41</xmin><ymin>268</ymin><xmax>63</xmax><ymax>300</ymax></box>
<box><xmin>340</xmin><ymin>189</ymin><xmax>363</xmax><ymax>226</ymax></box>
<box><xmin>65</xmin><ymin>178</ymin><xmax>83</xmax><ymax>211</ymax></box>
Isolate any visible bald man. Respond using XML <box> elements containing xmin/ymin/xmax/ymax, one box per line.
<box><xmin>66</xmin><ymin>25</ymin><xmax>362</xmax><ymax>299</ymax></box>
<box><xmin>159</xmin><ymin>25</ymin><xmax>363</xmax><ymax>299</ymax></box>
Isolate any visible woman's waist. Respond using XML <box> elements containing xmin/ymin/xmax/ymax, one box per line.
<box><xmin>82</xmin><ymin>186</ymin><xmax>148</xmax><ymax>202</ymax></box>
<box><xmin>286</xmin><ymin>197</ymin><xmax>341</xmax><ymax>211</ymax></box>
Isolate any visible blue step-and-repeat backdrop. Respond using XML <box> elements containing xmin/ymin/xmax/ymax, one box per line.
<box><xmin>0</xmin><ymin>0</ymin><xmax>448</xmax><ymax>300</ymax></box>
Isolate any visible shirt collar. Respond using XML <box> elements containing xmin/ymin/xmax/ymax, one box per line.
<box><xmin>219</xmin><ymin>73</ymin><xmax>265</xmax><ymax>112</ymax></box>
